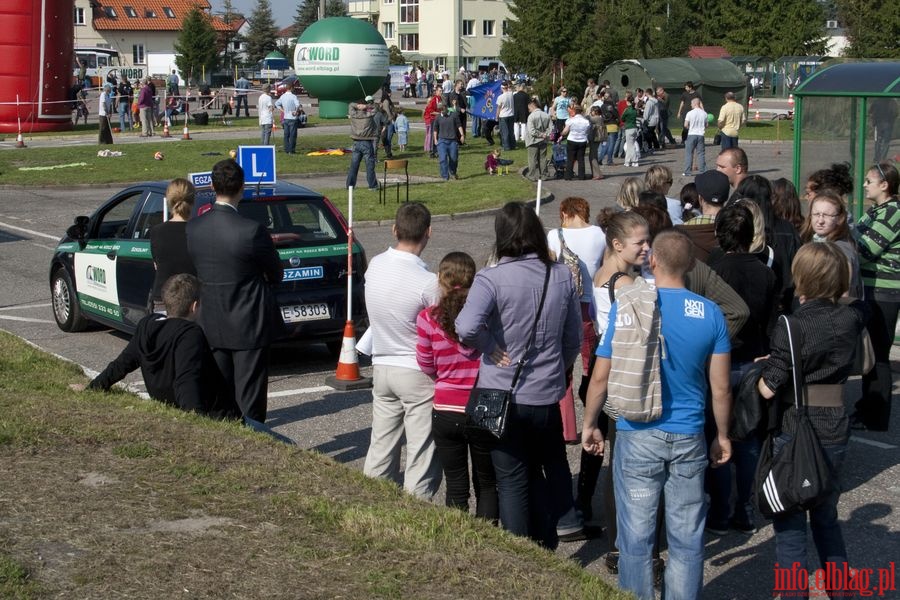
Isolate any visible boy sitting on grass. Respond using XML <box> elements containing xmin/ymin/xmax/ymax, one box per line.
<box><xmin>70</xmin><ymin>274</ymin><xmax>239</xmax><ymax>420</ymax></box>
<box><xmin>485</xmin><ymin>148</ymin><xmax>514</xmax><ymax>175</ymax></box>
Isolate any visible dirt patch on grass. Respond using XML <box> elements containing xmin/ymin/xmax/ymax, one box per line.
<box><xmin>0</xmin><ymin>331</ymin><xmax>628</xmax><ymax>599</ymax></box>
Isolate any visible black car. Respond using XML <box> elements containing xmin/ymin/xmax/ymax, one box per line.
<box><xmin>50</xmin><ymin>181</ymin><xmax>366</xmax><ymax>353</ymax></box>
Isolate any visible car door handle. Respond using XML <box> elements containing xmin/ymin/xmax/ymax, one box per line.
<box><xmin>107</xmin><ymin>251</ymin><xmax>117</xmax><ymax>260</ymax></box>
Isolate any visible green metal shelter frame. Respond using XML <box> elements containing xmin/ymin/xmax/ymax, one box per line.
<box><xmin>730</xmin><ymin>56</ymin><xmax>774</xmax><ymax>96</ymax></box>
<box><xmin>792</xmin><ymin>62</ymin><xmax>900</xmax><ymax>219</ymax></box>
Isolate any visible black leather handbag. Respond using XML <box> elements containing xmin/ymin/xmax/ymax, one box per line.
<box><xmin>466</xmin><ymin>264</ymin><xmax>551</xmax><ymax>439</ymax></box>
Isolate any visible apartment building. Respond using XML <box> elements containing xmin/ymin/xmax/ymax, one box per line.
<box><xmin>348</xmin><ymin>0</ymin><xmax>513</xmax><ymax>71</ymax></box>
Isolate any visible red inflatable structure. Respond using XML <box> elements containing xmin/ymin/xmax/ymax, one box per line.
<box><xmin>0</xmin><ymin>0</ymin><xmax>74</xmax><ymax>133</ymax></box>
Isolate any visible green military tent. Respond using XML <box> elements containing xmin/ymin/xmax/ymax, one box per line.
<box><xmin>599</xmin><ymin>58</ymin><xmax>748</xmax><ymax>128</ymax></box>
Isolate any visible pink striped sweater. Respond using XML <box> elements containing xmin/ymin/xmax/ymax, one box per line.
<box><xmin>415</xmin><ymin>307</ymin><xmax>481</xmax><ymax>413</ymax></box>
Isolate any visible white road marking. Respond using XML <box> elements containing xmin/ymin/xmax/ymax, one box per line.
<box><xmin>0</xmin><ymin>302</ymin><xmax>52</xmax><ymax>311</ymax></box>
<box><xmin>0</xmin><ymin>220</ymin><xmax>59</xmax><ymax>241</ymax></box>
<box><xmin>0</xmin><ymin>315</ymin><xmax>55</xmax><ymax>324</ymax></box>
<box><xmin>31</xmin><ymin>242</ymin><xmax>57</xmax><ymax>251</ymax></box>
<box><xmin>850</xmin><ymin>436</ymin><xmax>897</xmax><ymax>450</ymax></box>
<box><xmin>267</xmin><ymin>385</ymin><xmax>334</xmax><ymax>398</ymax></box>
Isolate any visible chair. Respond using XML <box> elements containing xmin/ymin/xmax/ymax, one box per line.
<box><xmin>379</xmin><ymin>159</ymin><xmax>409</xmax><ymax>205</ymax></box>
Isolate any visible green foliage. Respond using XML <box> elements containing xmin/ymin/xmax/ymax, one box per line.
<box><xmin>720</xmin><ymin>0</ymin><xmax>827</xmax><ymax>57</ymax></box>
<box><xmin>245</xmin><ymin>0</ymin><xmax>278</xmax><ymax>64</ymax></box>
<box><xmin>218</xmin><ymin>0</ymin><xmax>241</xmax><ymax>70</ymax></box>
<box><xmin>389</xmin><ymin>45</ymin><xmax>406</xmax><ymax>66</ymax></box>
<box><xmin>836</xmin><ymin>0</ymin><xmax>900</xmax><ymax>58</ymax></box>
<box><xmin>173</xmin><ymin>8</ymin><xmax>219</xmax><ymax>84</ymax></box>
<box><xmin>293</xmin><ymin>0</ymin><xmax>347</xmax><ymax>39</ymax></box>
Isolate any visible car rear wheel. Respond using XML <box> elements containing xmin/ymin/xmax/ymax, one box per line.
<box><xmin>52</xmin><ymin>268</ymin><xmax>88</xmax><ymax>332</ymax></box>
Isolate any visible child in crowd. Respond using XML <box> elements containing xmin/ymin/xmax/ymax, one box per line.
<box><xmin>394</xmin><ymin>108</ymin><xmax>409</xmax><ymax>151</ymax></box>
<box><xmin>416</xmin><ymin>252</ymin><xmax>498</xmax><ymax>523</ymax></box>
<box><xmin>484</xmin><ymin>148</ymin><xmax>514</xmax><ymax>175</ymax></box>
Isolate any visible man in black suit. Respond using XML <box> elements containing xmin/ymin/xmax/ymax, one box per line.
<box><xmin>186</xmin><ymin>159</ymin><xmax>283</xmax><ymax>423</ymax></box>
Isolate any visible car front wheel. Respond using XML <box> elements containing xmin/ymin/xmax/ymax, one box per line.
<box><xmin>51</xmin><ymin>268</ymin><xmax>88</xmax><ymax>332</ymax></box>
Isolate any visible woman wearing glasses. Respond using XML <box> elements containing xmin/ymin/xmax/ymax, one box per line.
<box><xmin>852</xmin><ymin>162</ymin><xmax>900</xmax><ymax>432</ymax></box>
<box><xmin>799</xmin><ymin>189</ymin><xmax>863</xmax><ymax>300</ymax></box>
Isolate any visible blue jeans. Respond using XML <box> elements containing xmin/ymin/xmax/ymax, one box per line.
<box><xmin>260</xmin><ymin>123</ymin><xmax>272</xmax><ymax>145</ymax></box>
<box><xmin>615</xmin><ymin>429</ymin><xmax>707</xmax><ymax>600</ymax></box>
<box><xmin>491</xmin><ymin>402</ymin><xmax>578</xmax><ymax>549</ymax></box>
<box><xmin>601</xmin><ymin>131</ymin><xmax>618</xmax><ymax>164</ymax></box>
<box><xmin>471</xmin><ymin>115</ymin><xmax>481</xmax><ymax>136</ymax></box>
<box><xmin>684</xmin><ymin>134</ymin><xmax>706</xmax><ymax>174</ymax></box>
<box><xmin>614</xmin><ymin>128</ymin><xmax>626</xmax><ymax>157</ymax></box>
<box><xmin>436</xmin><ymin>138</ymin><xmax>459</xmax><ymax>180</ymax></box>
<box><xmin>772</xmin><ymin>434</ymin><xmax>847</xmax><ymax>597</ymax></box>
<box><xmin>118</xmin><ymin>103</ymin><xmax>131</xmax><ymax>130</ymax></box>
<box><xmin>235</xmin><ymin>93</ymin><xmax>249</xmax><ymax>117</ymax></box>
<box><xmin>346</xmin><ymin>139</ymin><xmax>378</xmax><ymax>189</ymax></box>
<box><xmin>720</xmin><ymin>134</ymin><xmax>738</xmax><ymax>149</ymax></box>
<box><xmin>282</xmin><ymin>119</ymin><xmax>298</xmax><ymax>153</ymax></box>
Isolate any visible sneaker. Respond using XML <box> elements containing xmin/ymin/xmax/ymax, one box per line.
<box><xmin>557</xmin><ymin>525</ymin><xmax>603</xmax><ymax>543</ymax></box>
<box><xmin>730</xmin><ymin>519</ymin><xmax>757</xmax><ymax>534</ymax></box>
<box><xmin>604</xmin><ymin>551</ymin><xmax>619</xmax><ymax>574</ymax></box>
<box><xmin>705</xmin><ymin>523</ymin><xmax>729</xmax><ymax>536</ymax></box>
<box><xmin>683</xmin><ymin>172</ymin><xmax>692</xmax><ymax>177</ymax></box>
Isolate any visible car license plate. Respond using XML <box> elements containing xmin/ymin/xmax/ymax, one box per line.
<box><xmin>280</xmin><ymin>303</ymin><xmax>330</xmax><ymax>323</ymax></box>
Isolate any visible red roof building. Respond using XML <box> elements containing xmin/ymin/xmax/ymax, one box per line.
<box><xmin>688</xmin><ymin>46</ymin><xmax>732</xmax><ymax>59</ymax></box>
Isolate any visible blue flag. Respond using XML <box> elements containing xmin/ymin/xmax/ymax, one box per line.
<box><xmin>468</xmin><ymin>81</ymin><xmax>503</xmax><ymax>120</ymax></box>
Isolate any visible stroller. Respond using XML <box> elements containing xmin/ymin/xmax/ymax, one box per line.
<box><xmin>551</xmin><ymin>141</ymin><xmax>567</xmax><ymax>179</ymax></box>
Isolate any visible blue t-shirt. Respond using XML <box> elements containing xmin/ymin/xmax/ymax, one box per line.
<box><xmin>596</xmin><ymin>287</ymin><xmax>730</xmax><ymax>434</ymax></box>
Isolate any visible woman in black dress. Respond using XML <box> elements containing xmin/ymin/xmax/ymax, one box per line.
<box><xmin>149</xmin><ymin>178</ymin><xmax>197</xmax><ymax>312</ymax></box>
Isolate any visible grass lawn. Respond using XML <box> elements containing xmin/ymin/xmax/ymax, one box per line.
<box><xmin>0</xmin><ymin>130</ymin><xmax>536</xmax><ymax>219</ymax></box>
<box><xmin>0</xmin><ymin>330</ymin><xmax>628</xmax><ymax>599</ymax></box>
<box><xmin>706</xmin><ymin>120</ymin><xmax>793</xmax><ymax>142</ymax></box>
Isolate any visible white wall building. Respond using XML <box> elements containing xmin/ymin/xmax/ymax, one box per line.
<box><xmin>349</xmin><ymin>0</ymin><xmax>513</xmax><ymax>71</ymax></box>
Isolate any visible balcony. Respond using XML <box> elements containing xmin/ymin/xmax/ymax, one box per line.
<box><xmin>348</xmin><ymin>1</ymin><xmax>378</xmax><ymax>21</ymax></box>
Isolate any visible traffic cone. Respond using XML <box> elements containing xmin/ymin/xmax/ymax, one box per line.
<box><xmin>15</xmin><ymin>132</ymin><xmax>25</xmax><ymax>148</ymax></box>
<box><xmin>182</xmin><ymin>123</ymin><xmax>192</xmax><ymax>140</ymax></box>
<box><xmin>162</xmin><ymin>120</ymin><xmax>171</xmax><ymax>138</ymax></box>
<box><xmin>755</xmin><ymin>110</ymin><xmax>761</xmax><ymax>121</ymax></box>
<box><xmin>325</xmin><ymin>321</ymin><xmax>372</xmax><ymax>390</ymax></box>
<box><xmin>788</xmin><ymin>94</ymin><xmax>794</xmax><ymax>108</ymax></box>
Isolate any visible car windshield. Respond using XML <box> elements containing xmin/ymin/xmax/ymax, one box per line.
<box><xmin>237</xmin><ymin>197</ymin><xmax>344</xmax><ymax>247</ymax></box>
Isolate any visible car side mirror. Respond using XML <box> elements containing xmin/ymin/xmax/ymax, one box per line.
<box><xmin>66</xmin><ymin>216</ymin><xmax>89</xmax><ymax>247</ymax></box>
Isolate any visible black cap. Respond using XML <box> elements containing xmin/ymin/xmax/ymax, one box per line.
<box><xmin>695</xmin><ymin>170</ymin><xmax>730</xmax><ymax>205</ymax></box>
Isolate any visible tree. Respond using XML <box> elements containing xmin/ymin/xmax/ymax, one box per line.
<box><xmin>244</xmin><ymin>0</ymin><xmax>278</xmax><ymax>64</ymax></box>
<box><xmin>218</xmin><ymin>0</ymin><xmax>240</xmax><ymax>70</ymax></box>
<box><xmin>293</xmin><ymin>0</ymin><xmax>347</xmax><ymax>40</ymax></box>
<box><xmin>174</xmin><ymin>7</ymin><xmax>219</xmax><ymax>84</ymax></box>
<box><xmin>500</xmin><ymin>0</ymin><xmax>596</xmax><ymax>101</ymax></box>
<box><xmin>836</xmin><ymin>0</ymin><xmax>900</xmax><ymax>58</ymax></box>
<box><xmin>389</xmin><ymin>45</ymin><xmax>406</xmax><ymax>66</ymax></box>
<box><xmin>719</xmin><ymin>0</ymin><xmax>827</xmax><ymax>57</ymax></box>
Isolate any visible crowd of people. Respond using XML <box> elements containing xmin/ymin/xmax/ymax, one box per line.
<box><xmin>359</xmin><ymin>154</ymin><xmax>898</xmax><ymax>599</ymax></box>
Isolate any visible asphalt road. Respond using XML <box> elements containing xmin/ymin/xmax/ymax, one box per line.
<box><xmin>1</xmin><ymin>137</ymin><xmax>898</xmax><ymax>599</ymax></box>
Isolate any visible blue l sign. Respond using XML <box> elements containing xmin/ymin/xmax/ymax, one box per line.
<box><xmin>237</xmin><ymin>146</ymin><xmax>277</xmax><ymax>185</ymax></box>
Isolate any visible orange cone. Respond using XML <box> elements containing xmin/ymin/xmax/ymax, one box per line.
<box><xmin>754</xmin><ymin>110</ymin><xmax>761</xmax><ymax>121</ymax></box>
<box><xmin>162</xmin><ymin>121</ymin><xmax>171</xmax><ymax>138</ymax></box>
<box><xmin>182</xmin><ymin>124</ymin><xmax>192</xmax><ymax>140</ymax></box>
<box><xmin>15</xmin><ymin>132</ymin><xmax>25</xmax><ymax>148</ymax></box>
<box><xmin>325</xmin><ymin>321</ymin><xmax>372</xmax><ymax>390</ymax></box>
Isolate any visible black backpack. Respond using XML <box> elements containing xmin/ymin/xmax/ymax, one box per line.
<box><xmin>600</xmin><ymin>102</ymin><xmax>618</xmax><ymax>124</ymax></box>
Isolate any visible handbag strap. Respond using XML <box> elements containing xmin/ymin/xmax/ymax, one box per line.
<box><xmin>780</xmin><ymin>314</ymin><xmax>808</xmax><ymax>411</ymax></box>
<box><xmin>508</xmin><ymin>263</ymin><xmax>552</xmax><ymax>392</ymax></box>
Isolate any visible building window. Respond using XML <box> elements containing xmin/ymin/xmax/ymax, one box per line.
<box><xmin>400</xmin><ymin>0</ymin><xmax>418</xmax><ymax>24</ymax></box>
<box><xmin>462</xmin><ymin>20</ymin><xmax>475</xmax><ymax>36</ymax></box>
<box><xmin>502</xmin><ymin>19</ymin><xmax>509</xmax><ymax>36</ymax></box>
<box><xmin>103</xmin><ymin>6</ymin><xmax>117</xmax><ymax>18</ymax></box>
<box><xmin>163</xmin><ymin>7</ymin><xmax>176</xmax><ymax>18</ymax></box>
<box><xmin>132</xmin><ymin>44</ymin><xmax>145</xmax><ymax>64</ymax></box>
<box><xmin>482</xmin><ymin>20</ymin><xmax>495</xmax><ymax>36</ymax></box>
<box><xmin>145</xmin><ymin>8</ymin><xmax>157</xmax><ymax>17</ymax></box>
<box><xmin>124</xmin><ymin>6</ymin><xmax>137</xmax><ymax>17</ymax></box>
<box><xmin>74</xmin><ymin>6</ymin><xmax>85</xmax><ymax>24</ymax></box>
<box><xmin>382</xmin><ymin>22</ymin><xmax>395</xmax><ymax>39</ymax></box>
<box><xmin>399</xmin><ymin>33</ymin><xmax>419</xmax><ymax>51</ymax></box>
<box><xmin>383</xmin><ymin>0</ymin><xmax>394</xmax><ymax>4</ymax></box>
<box><xmin>232</xmin><ymin>40</ymin><xmax>243</xmax><ymax>52</ymax></box>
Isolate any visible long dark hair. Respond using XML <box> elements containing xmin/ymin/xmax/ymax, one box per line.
<box><xmin>494</xmin><ymin>202</ymin><xmax>551</xmax><ymax>264</ymax></box>
<box><xmin>431</xmin><ymin>252</ymin><xmax>476</xmax><ymax>343</ymax></box>
<box><xmin>735</xmin><ymin>175</ymin><xmax>776</xmax><ymax>245</ymax></box>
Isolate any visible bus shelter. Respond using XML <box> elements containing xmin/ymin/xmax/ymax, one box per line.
<box><xmin>730</xmin><ymin>56</ymin><xmax>773</xmax><ymax>96</ymax></box>
<box><xmin>793</xmin><ymin>62</ymin><xmax>900</xmax><ymax>218</ymax></box>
